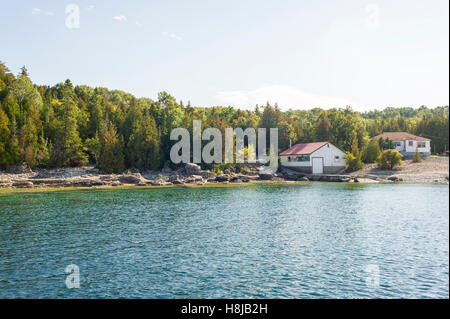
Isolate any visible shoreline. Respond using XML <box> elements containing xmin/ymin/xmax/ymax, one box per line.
<box><xmin>1</xmin><ymin>179</ymin><xmax>448</xmax><ymax>195</ymax></box>
<box><xmin>1</xmin><ymin>157</ymin><xmax>448</xmax><ymax>192</ymax></box>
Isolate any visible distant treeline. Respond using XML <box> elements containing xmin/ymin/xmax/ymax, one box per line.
<box><xmin>0</xmin><ymin>62</ymin><xmax>448</xmax><ymax>172</ymax></box>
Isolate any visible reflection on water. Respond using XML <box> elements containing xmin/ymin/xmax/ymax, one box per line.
<box><xmin>0</xmin><ymin>183</ymin><xmax>448</xmax><ymax>298</ymax></box>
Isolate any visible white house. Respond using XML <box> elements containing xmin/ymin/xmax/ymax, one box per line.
<box><xmin>280</xmin><ymin>142</ymin><xmax>346</xmax><ymax>174</ymax></box>
<box><xmin>371</xmin><ymin>132</ymin><xmax>431</xmax><ymax>157</ymax></box>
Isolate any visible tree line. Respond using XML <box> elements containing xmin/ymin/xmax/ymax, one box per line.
<box><xmin>0</xmin><ymin>63</ymin><xmax>448</xmax><ymax>173</ymax></box>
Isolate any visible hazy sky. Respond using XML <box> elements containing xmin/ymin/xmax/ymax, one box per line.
<box><xmin>1</xmin><ymin>0</ymin><xmax>448</xmax><ymax>111</ymax></box>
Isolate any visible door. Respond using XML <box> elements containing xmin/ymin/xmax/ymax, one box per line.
<box><xmin>312</xmin><ymin>157</ymin><xmax>324</xmax><ymax>174</ymax></box>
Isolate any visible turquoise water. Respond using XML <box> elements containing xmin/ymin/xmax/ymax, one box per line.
<box><xmin>0</xmin><ymin>183</ymin><xmax>448</xmax><ymax>298</ymax></box>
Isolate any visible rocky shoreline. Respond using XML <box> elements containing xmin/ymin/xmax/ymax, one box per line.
<box><xmin>3</xmin><ymin>161</ymin><xmax>446</xmax><ymax>190</ymax></box>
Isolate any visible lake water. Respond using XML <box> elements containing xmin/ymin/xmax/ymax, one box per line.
<box><xmin>0</xmin><ymin>183</ymin><xmax>448</xmax><ymax>298</ymax></box>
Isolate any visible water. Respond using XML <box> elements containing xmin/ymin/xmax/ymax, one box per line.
<box><xmin>0</xmin><ymin>183</ymin><xmax>448</xmax><ymax>298</ymax></box>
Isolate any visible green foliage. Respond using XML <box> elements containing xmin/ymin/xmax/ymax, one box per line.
<box><xmin>378</xmin><ymin>137</ymin><xmax>395</xmax><ymax>150</ymax></box>
<box><xmin>412</xmin><ymin>148</ymin><xmax>422</xmax><ymax>163</ymax></box>
<box><xmin>345</xmin><ymin>152</ymin><xmax>364</xmax><ymax>171</ymax></box>
<box><xmin>0</xmin><ymin>61</ymin><xmax>448</xmax><ymax>171</ymax></box>
<box><xmin>211</xmin><ymin>163</ymin><xmax>235</xmax><ymax>175</ymax></box>
<box><xmin>0</xmin><ymin>108</ymin><xmax>20</xmax><ymax>167</ymax></box>
<box><xmin>98</xmin><ymin>122</ymin><xmax>125</xmax><ymax>173</ymax></box>
<box><xmin>48</xmin><ymin>84</ymin><xmax>87</xmax><ymax>167</ymax></box>
<box><xmin>362</xmin><ymin>140</ymin><xmax>381</xmax><ymax>163</ymax></box>
<box><xmin>377</xmin><ymin>149</ymin><xmax>403</xmax><ymax>170</ymax></box>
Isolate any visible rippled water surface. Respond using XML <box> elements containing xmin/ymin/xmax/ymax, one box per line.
<box><xmin>0</xmin><ymin>183</ymin><xmax>448</xmax><ymax>298</ymax></box>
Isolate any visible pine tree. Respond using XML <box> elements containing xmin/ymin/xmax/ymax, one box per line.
<box><xmin>49</xmin><ymin>85</ymin><xmax>87</xmax><ymax>167</ymax></box>
<box><xmin>126</xmin><ymin>112</ymin><xmax>160</xmax><ymax>170</ymax></box>
<box><xmin>0</xmin><ymin>108</ymin><xmax>20</xmax><ymax>167</ymax></box>
<box><xmin>412</xmin><ymin>148</ymin><xmax>422</xmax><ymax>163</ymax></box>
<box><xmin>98</xmin><ymin>122</ymin><xmax>125</xmax><ymax>173</ymax></box>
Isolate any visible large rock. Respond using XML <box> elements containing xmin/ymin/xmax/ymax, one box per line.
<box><xmin>118</xmin><ymin>173</ymin><xmax>145</xmax><ymax>184</ymax></box>
<box><xmin>258</xmin><ymin>172</ymin><xmax>275</xmax><ymax>180</ymax></box>
<box><xmin>215</xmin><ymin>175</ymin><xmax>229</xmax><ymax>182</ymax></box>
<box><xmin>184</xmin><ymin>163</ymin><xmax>201</xmax><ymax>175</ymax></box>
<box><xmin>197</xmin><ymin>170</ymin><xmax>215</xmax><ymax>179</ymax></box>
<box><xmin>6</xmin><ymin>162</ymin><xmax>32</xmax><ymax>174</ymax></box>
<box><xmin>387</xmin><ymin>176</ymin><xmax>403</xmax><ymax>182</ymax></box>
<box><xmin>12</xmin><ymin>181</ymin><xmax>33</xmax><ymax>188</ymax></box>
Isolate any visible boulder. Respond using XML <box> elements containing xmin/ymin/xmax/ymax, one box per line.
<box><xmin>215</xmin><ymin>175</ymin><xmax>229</xmax><ymax>182</ymax></box>
<box><xmin>387</xmin><ymin>176</ymin><xmax>402</xmax><ymax>182</ymax></box>
<box><xmin>197</xmin><ymin>170</ymin><xmax>216</xmax><ymax>179</ymax></box>
<box><xmin>258</xmin><ymin>173</ymin><xmax>275</xmax><ymax>180</ymax></box>
<box><xmin>231</xmin><ymin>179</ymin><xmax>243</xmax><ymax>183</ymax></box>
<box><xmin>6</xmin><ymin>162</ymin><xmax>32</xmax><ymax>174</ymax></box>
<box><xmin>119</xmin><ymin>173</ymin><xmax>145</xmax><ymax>184</ymax></box>
<box><xmin>185</xmin><ymin>163</ymin><xmax>201</xmax><ymax>175</ymax></box>
<box><xmin>298</xmin><ymin>176</ymin><xmax>309</xmax><ymax>181</ymax></box>
<box><xmin>12</xmin><ymin>181</ymin><xmax>33</xmax><ymax>188</ymax></box>
<box><xmin>149</xmin><ymin>180</ymin><xmax>165</xmax><ymax>186</ymax></box>
<box><xmin>168</xmin><ymin>175</ymin><xmax>182</xmax><ymax>183</ymax></box>
<box><xmin>172</xmin><ymin>179</ymin><xmax>185</xmax><ymax>185</ymax></box>
<box><xmin>109</xmin><ymin>181</ymin><xmax>122</xmax><ymax>186</ymax></box>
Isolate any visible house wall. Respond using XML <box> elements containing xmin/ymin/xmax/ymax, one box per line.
<box><xmin>393</xmin><ymin>140</ymin><xmax>431</xmax><ymax>157</ymax></box>
<box><xmin>280</xmin><ymin>143</ymin><xmax>346</xmax><ymax>173</ymax></box>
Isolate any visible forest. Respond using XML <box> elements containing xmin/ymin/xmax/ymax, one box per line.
<box><xmin>0</xmin><ymin>62</ymin><xmax>448</xmax><ymax>173</ymax></box>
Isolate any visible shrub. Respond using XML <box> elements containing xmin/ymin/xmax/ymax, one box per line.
<box><xmin>378</xmin><ymin>137</ymin><xmax>395</xmax><ymax>150</ymax></box>
<box><xmin>345</xmin><ymin>152</ymin><xmax>364</xmax><ymax>171</ymax></box>
<box><xmin>362</xmin><ymin>140</ymin><xmax>381</xmax><ymax>163</ymax></box>
<box><xmin>412</xmin><ymin>148</ymin><xmax>423</xmax><ymax>163</ymax></box>
<box><xmin>377</xmin><ymin>149</ymin><xmax>403</xmax><ymax>169</ymax></box>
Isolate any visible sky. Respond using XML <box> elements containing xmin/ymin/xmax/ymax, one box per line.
<box><xmin>0</xmin><ymin>0</ymin><xmax>448</xmax><ymax>111</ymax></box>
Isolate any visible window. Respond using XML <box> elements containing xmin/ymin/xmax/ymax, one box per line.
<box><xmin>287</xmin><ymin>156</ymin><xmax>293</xmax><ymax>162</ymax></box>
<box><xmin>294</xmin><ymin>155</ymin><xmax>310</xmax><ymax>162</ymax></box>
<box><xmin>394</xmin><ymin>142</ymin><xmax>401</xmax><ymax>147</ymax></box>
<box><xmin>335</xmin><ymin>155</ymin><xmax>340</xmax><ymax>160</ymax></box>
<box><xmin>302</xmin><ymin>155</ymin><xmax>310</xmax><ymax>162</ymax></box>
<box><xmin>417</xmin><ymin>142</ymin><xmax>426</xmax><ymax>148</ymax></box>
<box><xmin>408</xmin><ymin>141</ymin><xmax>414</xmax><ymax>147</ymax></box>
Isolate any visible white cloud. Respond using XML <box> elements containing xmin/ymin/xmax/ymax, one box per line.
<box><xmin>86</xmin><ymin>5</ymin><xmax>95</xmax><ymax>11</ymax></box>
<box><xmin>45</xmin><ymin>11</ymin><xmax>54</xmax><ymax>16</ymax></box>
<box><xmin>215</xmin><ymin>85</ymin><xmax>355</xmax><ymax>110</ymax></box>
<box><xmin>113</xmin><ymin>15</ymin><xmax>127</xmax><ymax>22</ymax></box>
<box><xmin>135</xmin><ymin>21</ymin><xmax>143</xmax><ymax>27</ymax></box>
<box><xmin>163</xmin><ymin>31</ymin><xmax>182</xmax><ymax>41</ymax></box>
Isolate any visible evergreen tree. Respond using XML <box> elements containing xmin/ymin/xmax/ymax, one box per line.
<box><xmin>49</xmin><ymin>85</ymin><xmax>87</xmax><ymax>167</ymax></box>
<box><xmin>98</xmin><ymin>122</ymin><xmax>125</xmax><ymax>173</ymax></box>
<box><xmin>362</xmin><ymin>140</ymin><xmax>381</xmax><ymax>163</ymax></box>
<box><xmin>412</xmin><ymin>148</ymin><xmax>422</xmax><ymax>163</ymax></box>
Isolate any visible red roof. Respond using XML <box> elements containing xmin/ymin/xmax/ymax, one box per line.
<box><xmin>371</xmin><ymin>132</ymin><xmax>430</xmax><ymax>142</ymax></box>
<box><xmin>279</xmin><ymin>142</ymin><xmax>329</xmax><ymax>156</ymax></box>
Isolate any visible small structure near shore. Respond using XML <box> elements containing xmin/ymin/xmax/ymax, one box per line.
<box><xmin>279</xmin><ymin>142</ymin><xmax>346</xmax><ymax>174</ymax></box>
<box><xmin>371</xmin><ymin>132</ymin><xmax>431</xmax><ymax>157</ymax></box>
